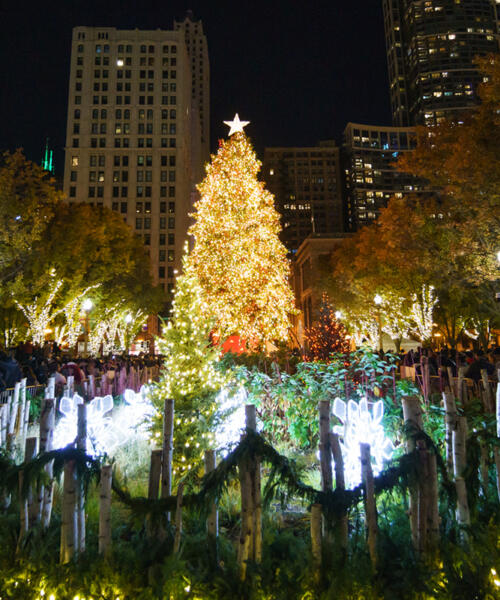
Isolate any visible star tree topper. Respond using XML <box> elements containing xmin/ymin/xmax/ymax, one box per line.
<box><xmin>223</xmin><ymin>113</ymin><xmax>250</xmax><ymax>136</ymax></box>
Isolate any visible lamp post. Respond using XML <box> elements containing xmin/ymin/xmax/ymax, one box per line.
<box><xmin>82</xmin><ymin>298</ymin><xmax>93</xmax><ymax>357</ymax></box>
<box><xmin>374</xmin><ymin>294</ymin><xmax>383</xmax><ymax>352</ymax></box>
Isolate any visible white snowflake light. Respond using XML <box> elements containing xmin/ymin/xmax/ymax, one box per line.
<box><xmin>53</xmin><ymin>392</ymin><xmax>115</xmax><ymax>455</ymax></box>
<box><xmin>215</xmin><ymin>386</ymin><xmax>251</xmax><ymax>452</ymax></box>
<box><xmin>332</xmin><ymin>397</ymin><xmax>394</xmax><ymax>488</ymax></box>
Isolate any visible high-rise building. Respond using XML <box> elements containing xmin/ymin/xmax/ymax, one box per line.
<box><xmin>382</xmin><ymin>0</ymin><xmax>499</xmax><ymax>126</ymax></box>
<box><xmin>343</xmin><ymin>122</ymin><xmax>427</xmax><ymax>230</ymax></box>
<box><xmin>262</xmin><ymin>142</ymin><xmax>344</xmax><ymax>254</ymax></box>
<box><xmin>63</xmin><ymin>18</ymin><xmax>209</xmax><ymax>297</ymax></box>
<box><xmin>174</xmin><ymin>11</ymin><xmax>210</xmax><ymax>165</ymax></box>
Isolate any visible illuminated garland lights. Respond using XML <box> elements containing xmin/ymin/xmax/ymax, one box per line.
<box><xmin>411</xmin><ymin>284</ymin><xmax>438</xmax><ymax>342</ymax></box>
<box><xmin>187</xmin><ymin>131</ymin><xmax>296</xmax><ymax>349</ymax></box>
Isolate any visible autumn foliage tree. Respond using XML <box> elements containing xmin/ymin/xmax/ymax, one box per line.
<box><xmin>326</xmin><ymin>55</ymin><xmax>499</xmax><ymax>348</ymax></box>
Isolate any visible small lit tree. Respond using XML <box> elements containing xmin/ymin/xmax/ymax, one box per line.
<box><xmin>304</xmin><ymin>294</ymin><xmax>350</xmax><ymax>361</ymax></box>
<box><xmin>149</xmin><ymin>252</ymin><xmax>227</xmax><ymax>482</ymax></box>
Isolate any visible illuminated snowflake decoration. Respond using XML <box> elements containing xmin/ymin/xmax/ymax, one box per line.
<box><xmin>53</xmin><ymin>387</ymin><xmax>157</xmax><ymax>456</ymax></box>
<box><xmin>215</xmin><ymin>386</ymin><xmax>254</xmax><ymax>452</ymax></box>
<box><xmin>332</xmin><ymin>397</ymin><xmax>395</xmax><ymax>488</ymax></box>
<box><xmin>54</xmin><ymin>392</ymin><xmax>115</xmax><ymax>455</ymax></box>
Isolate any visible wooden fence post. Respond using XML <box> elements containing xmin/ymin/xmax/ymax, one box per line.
<box><xmin>40</xmin><ymin>399</ymin><xmax>55</xmax><ymax>528</ymax></box>
<box><xmin>402</xmin><ymin>395</ymin><xmax>423</xmax><ymax>550</ymax></box>
<box><xmin>330</xmin><ymin>432</ymin><xmax>348</xmax><ymax>550</ymax></box>
<box><xmin>310</xmin><ymin>503</ymin><xmax>322</xmax><ymax>578</ymax></box>
<box><xmin>60</xmin><ymin>460</ymin><xmax>78</xmax><ymax>563</ymax></box>
<box><xmin>76</xmin><ymin>403</ymin><xmax>87</xmax><ymax>553</ymax></box>
<box><xmin>443</xmin><ymin>391</ymin><xmax>458</xmax><ymax>477</ymax></box>
<box><xmin>319</xmin><ymin>400</ymin><xmax>333</xmax><ymax>492</ymax></box>
<box><xmin>17</xmin><ymin>436</ymin><xmax>37</xmax><ymax>550</ymax></box>
<box><xmin>453</xmin><ymin>416</ymin><xmax>470</xmax><ymax>531</ymax></box>
<box><xmin>161</xmin><ymin>398</ymin><xmax>174</xmax><ymax>521</ymax></box>
<box><xmin>360</xmin><ymin>443</ymin><xmax>377</xmax><ymax>568</ymax></box>
<box><xmin>98</xmin><ymin>464</ymin><xmax>112</xmax><ymax>556</ymax></box>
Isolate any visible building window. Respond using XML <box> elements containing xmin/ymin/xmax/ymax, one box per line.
<box><xmin>69</xmin><ymin>186</ymin><xmax>76</xmax><ymax>197</ymax></box>
<box><xmin>72</xmin><ymin>138</ymin><xmax>79</xmax><ymax>148</ymax></box>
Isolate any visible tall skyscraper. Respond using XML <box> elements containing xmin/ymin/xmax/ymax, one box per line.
<box><xmin>63</xmin><ymin>18</ymin><xmax>209</xmax><ymax>297</ymax></box>
<box><xmin>343</xmin><ymin>122</ymin><xmax>427</xmax><ymax>230</ymax></box>
<box><xmin>382</xmin><ymin>0</ymin><xmax>499</xmax><ymax>126</ymax></box>
<box><xmin>263</xmin><ymin>142</ymin><xmax>344</xmax><ymax>254</ymax></box>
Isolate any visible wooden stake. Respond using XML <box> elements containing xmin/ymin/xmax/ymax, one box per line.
<box><xmin>173</xmin><ymin>482</ymin><xmax>184</xmax><ymax>554</ymax></box>
<box><xmin>427</xmin><ymin>449</ymin><xmax>440</xmax><ymax>552</ymax></box>
<box><xmin>360</xmin><ymin>443</ymin><xmax>377</xmax><ymax>568</ymax></box>
<box><xmin>416</xmin><ymin>440</ymin><xmax>429</xmax><ymax>554</ymax></box>
<box><xmin>402</xmin><ymin>395</ymin><xmax>423</xmax><ymax>549</ymax></box>
<box><xmin>40</xmin><ymin>399</ymin><xmax>55</xmax><ymax>528</ymax></box>
<box><xmin>161</xmin><ymin>398</ymin><xmax>174</xmax><ymax>521</ymax></box>
<box><xmin>76</xmin><ymin>403</ymin><xmax>87</xmax><ymax>553</ymax></box>
<box><xmin>310</xmin><ymin>503</ymin><xmax>322</xmax><ymax>576</ymax></box>
<box><xmin>98</xmin><ymin>464</ymin><xmax>112</xmax><ymax>556</ymax></box>
<box><xmin>148</xmin><ymin>449</ymin><xmax>162</xmax><ymax>500</ymax></box>
<box><xmin>9</xmin><ymin>382</ymin><xmax>20</xmax><ymax>436</ymax></box>
<box><xmin>442</xmin><ymin>391</ymin><xmax>458</xmax><ymax>477</ymax></box>
<box><xmin>480</xmin><ymin>369</ymin><xmax>493</xmax><ymax>413</ymax></box>
<box><xmin>60</xmin><ymin>459</ymin><xmax>78</xmax><ymax>563</ymax></box>
<box><xmin>330</xmin><ymin>432</ymin><xmax>348</xmax><ymax>550</ymax></box>
<box><xmin>17</xmin><ymin>436</ymin><xmax>38</xmax><ymax>550</ymax></box>
<box><xmin>453</xmin><ymin>416</ymin><xmax>470</xmax><ymax>528</ymax></box>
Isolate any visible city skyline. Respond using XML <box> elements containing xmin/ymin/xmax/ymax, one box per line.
<box><xmin>0</xmin><ymin>0</ymin><xmax>391</xmax><ymax>173</ymax></box>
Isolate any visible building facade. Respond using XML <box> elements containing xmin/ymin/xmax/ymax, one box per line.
<box><xmin>382</xmin><ymin>0</ymin><xmax>499</xmax><ymax>126</ymax></box>
<box><xmin>63</xmin><ymin>18</ymin><xmax>209</xmax><ymax>297</ymax></box>
<box><xmin>343</xmin><ymin>122</ymin><xmax>427</xmax><ymax>230</ymax></box>
<box><xmin>262</xmin><ymin>142</ymin><xmax>344</xmax><ymax>254</ymax></box>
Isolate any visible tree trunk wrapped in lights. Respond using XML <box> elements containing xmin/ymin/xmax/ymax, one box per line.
<box><xmin>187</xmin><ymin>124</ymin><xmax>296</xmax><ymax>350</ymax></box>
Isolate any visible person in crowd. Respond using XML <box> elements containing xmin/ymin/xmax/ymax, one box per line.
<box><xmin>0</xmin><ymin>351</ymin><xmax>23</xmax><ymax>388</ymax></box>
<box><xmin>464</xmin><ymin>349</ymin><xmax>495</xmax><ymax>382</ymax></box>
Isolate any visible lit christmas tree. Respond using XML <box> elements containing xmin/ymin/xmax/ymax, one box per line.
<box><xmin>305</xmin><ymin>293</ymin><xmax>350</xmax><ymax>361</ymax></box>
<box><xmin>187</xmin><ymin>114</ymin><xmax>296</xmax><ymax>350</ymax></box>
<box><xmin>150</xmin><ymin>250</ymin><xmax>226</xmax><ymax>481</ymax></box>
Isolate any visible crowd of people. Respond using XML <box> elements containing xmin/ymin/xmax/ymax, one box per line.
<box><xmin>0</xmin><ymin>341</ymin><xmax>161</xmax><ymax>394</ymax></box>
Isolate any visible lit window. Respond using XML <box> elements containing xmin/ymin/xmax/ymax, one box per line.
<box><xmin>71</xmin><ymin>156</ymin><xmax>79</xmax><ymax>166</ymax></box>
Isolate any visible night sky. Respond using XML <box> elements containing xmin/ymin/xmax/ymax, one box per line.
<box><xmin>0</xmin><ymin>0</ymin><xmax>391</xmax><ymax>174</ymax></box>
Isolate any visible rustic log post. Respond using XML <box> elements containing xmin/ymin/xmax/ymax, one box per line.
<box><xmin>17</xmin><ymin>436</ymin><xmax>38</xmax><ymax>549</ymax></box>
<box><xmin>40</xmin><ymin>399</ymin><xmax>55</xmax><ymax>528</ymax></box>
<box><xmin>480</xmin><ymin>369</ymin><xmax>493</xmax><ymax>413</ymax></box>
<box><xmin>9</xmin><ymin>382</ymin><xmax>20</xmax><ymax>436</ymax></box>
<box><xmin>18</xmin><ymin>379</ymin><xmax>27</xmax><ymax>441</ymax></box>
<box><xmin>421</xmin><ymin>356</ymin><xmax>430</xmax><ymax>404</ymax></box>
<box><xmin>98</xmin><ymin>464</ymin><xmax>112</xmax><ymax>556</ymax></box>
<box><xmin>330</xmin><ymin>432</ymin><xmax>348</xmax><ymax>550</ymax></box>
<box><xmin>319</xmin><ymin>400</ymin><xmax>333</xmax><ymax>492</ymax></box>
<box><xmin>148</xmin><ymin>449</ymin><xmax>162</xmax><ymax>500</ymax></box>
<box><xmin>46</xmin><ymin>376</ymin><xmax>55</xmax><ymax>400</ymax></box>
<box><xmin>427</xmin><ymin>449</ymin><xmax>440</xmax><ymax>553</ymax></box>
<box><xmin>0</xmin><ymin>404</ymin><xmax>7</xmax><ymax>446</ymax></box>
<box><xmin>238</xmin><ymin>405</ymin><xmax>259</xmax><ymax>580</ymax></box>
<box><xmin>443</xmin><ymin>391</ymin><xmax>458</xmax><ymax>477</ymax></box>
<box><xmin>161</xmin><ymin>398</ymin><xmax>174</xmax><ymax>521</ymax></box>
<box><xmin>25</xmin><ymin>437</ymin><xmax>39</xmax><ymax>528</ymax></box>
<box><xmin>360</xmin><ymin>443</ymin><xmax>377</xmax><ymax>568</ymax></box>
<box><xmin>402</xmin><ymin>395</ymin><xmax>423</xmax><ymax>549</ymax></box>
<box><xmin>173</xmin><ymin>482</ymin><xmax>184</xmax><ymax>554</ymax></box>
<box><xmin>246</xmin><ymin>404</ymin><xmax>262</xmax><ymax>563</ymax></box>
<box><xmin>205</xmin><ymin>450</ymin><xmax>218</xmax><ymax>539</ymax></box>
<box><xmin>453</xmin><ymin>416</ymin><xmax>470</xmax><ymax>529</ymax></box>
<box><xmin>446</xmin><ymin>366</ymin><xmax>455</xmax><ymax>395</ymax></box>
<box><xmin>310</xmin><ymin>503</ymin><xmax>322</xmax><ymax>576</ymax></box>
<box><xmin>60</xmin><ymin>459</ymin><xmax>78</xmax><ymax>563</ymax></box>
<box><xmin>22</xmin><ymin>400</ymin><xmax>30</xmax><ymax>444</ymax></box>
<box><xmin>76</xmin><ymin>403</ymin><xmax>87</xmax><ymax>553</ymax></box>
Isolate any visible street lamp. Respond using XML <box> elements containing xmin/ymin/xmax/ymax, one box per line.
<box><xmin>82</xmin><ymin>299</ymin><xmax>93</xmax><ymax>357</ymax></box>
<box><xmin>374</xmin><ymin>294</ymin><xmax>383</xmax><ymax>352</ymax></box>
